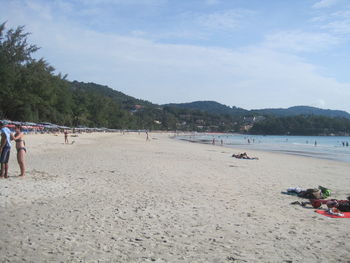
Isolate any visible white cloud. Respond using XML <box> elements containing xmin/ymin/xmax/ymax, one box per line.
<box><xmin>315</xmin><ymin>99</ymin><xmax>326</xmax><ymax>108</ymax></box>
<box><xmin>262</xmin><ymin>30</ymin><xmax>340</xmax><ymax>53</ymax></box>
<box><xmin>196</xmin><ymin>9</ymin><xmax>254</xmax><ymax>30</ymax></box>
<box><xmin>322</xmin><ymin>20</ymin><xmax>350</xmax><ymax>34</ymax></box>
<box><xmin>319</xmin><ymin>10</ymin><xmax>350</xmax><ymax>34</ymax></box>
<box><xmin>312</xmin><ymin>0</ymin><xmax>338</xmax><ymax>9</ymax></box>
<box><xmin>24</xmin><ymin>0</ymin><xmax>53</xmax><ymax>21</ymax></box>
<box><xmin>2</xmin><ymin>0</ymin><xmax>350</xmax><ymax>111</ymax></box>
<box><xmin>29</xmin><ymin>25</ymin><xmax>348</xmax><ymax>110</ymax></box>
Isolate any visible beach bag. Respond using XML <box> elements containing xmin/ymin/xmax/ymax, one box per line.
<box><xmin>318</xmin><ymin>186</ymin><xmax>331</xmax><ymax>198</ymax></box>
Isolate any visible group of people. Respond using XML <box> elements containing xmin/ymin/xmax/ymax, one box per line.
<box><xmin>0</xmin><ymin>121</ymin><xmax>26</xmax><ymax>178</ymax></box>
<box><xmin>341</xmin><ymin>141</ymin><xmax>349</xmax><ymax>147</ymax></box>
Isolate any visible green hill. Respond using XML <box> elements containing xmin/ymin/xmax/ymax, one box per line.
<box><xmin>166</xmin><ymin>102</ymin><xmax>350</xmax><ymax>119</ymax></box>
<box><xmin>250</xmin><ymin>115</ymin><xmax>350</xmax><ymax>135</ymax></box>
<box><xmin>165</xmin><ymin>101</ymin><xmax>249</xmax><ymax>116</ymax></box>
<box><xmin>252</xmin><ymin>106</ymin><xmax>350</xmax><ymax>119</ymax></box>
<box><xmin>70</xmin><ymin>81</ymin><xmax>154</xmax><ymax>111</ymax></box>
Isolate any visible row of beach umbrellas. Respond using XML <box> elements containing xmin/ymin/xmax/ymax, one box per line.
<box><xmin>0</xmin><ymin>120</ymin><xmax>118</xmax><ymax>132</ymax></box>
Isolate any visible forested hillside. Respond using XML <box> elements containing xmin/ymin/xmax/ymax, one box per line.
<box><xmin>165</xmin><ymin>101</ymin><xmax>249</xmax><ymax>116</ymax></box>
<box><xmin>167</xmin><ymin>102</ymin><xmax>350</xmax><ymax>119</ymax></box>
<box><xmin>250</xmin><ymin>115</ymin><xmax>350</xmax><ymax>135</ymax></box>
<box><xmin>252</xmin><ymin>106</ymin><xmax>350</xmax><ymax>119</ymax></box>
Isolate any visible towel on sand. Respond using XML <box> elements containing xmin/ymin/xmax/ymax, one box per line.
<box><xmin>315</xmin><ymin>210</ymin><xmax>350</xmax><ymax>218</ymax></box>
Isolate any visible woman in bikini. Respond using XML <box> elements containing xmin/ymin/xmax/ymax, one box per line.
<box><xmin>14</xmin><ymin>125</ymin><xmax>26</xmax><ymax>177</ymax></box>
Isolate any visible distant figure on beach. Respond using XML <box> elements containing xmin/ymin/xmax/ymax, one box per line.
<box><xmin>220</xmin><ymin>139</ymin><xmax>223</xmax><ymax>146</ymax></box>
<box><xmin>64</xmin><ymin>130</ymin><xmax>69</xmax><ymax>144</ymax></box>
<box><xmin>212</xmin><ymin>138</ymin><xmax>215</xmax><ymax>145</ymax></box>
<box><xmin>146</xmin><ymin>130</ymin><xmax>149</xmax><ymax>141</ymax></box>
<box><xmin>346</xmin><ymin>141</ymin><xmax>349</xmax><ymax>147</ymax></box>
<box><xmin>314</xmin><ymin>140</ymin><xmax>317</xmax><ymax>147</ymax></box>
<box><xmin>0</xmin><ymin>121</ymin><xmax>13</xmax><ymax>178</ymax></box>
<box><xmin>232</xmin><ymin>152</ymin><xmax>259</xmax><ymax>160</ymax></box>
<box><xmin>13</xmin><ymin>125</ymin><xmax>26</xmax><ymax>177</ymax></box>
<box><xmin>248</xmin><ymin>139</ymin><xmax>250</xmax><ymax>144</ymax></box>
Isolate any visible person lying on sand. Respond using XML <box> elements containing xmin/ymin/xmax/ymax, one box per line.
<box><xmin>291</xmin><ymin>197</ymin><xmax>350</xmax><ymax>212</ymax></box>
<box><xmin>232</xmin><ymin>152</ymin><xmax>259</xmax><ymax>160</ymax></box>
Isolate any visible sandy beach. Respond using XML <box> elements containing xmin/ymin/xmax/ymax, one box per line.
<box><xmin>1</xmin><ymin>132</ymin><xmax>350</xmax><ymax>262</ymax></box>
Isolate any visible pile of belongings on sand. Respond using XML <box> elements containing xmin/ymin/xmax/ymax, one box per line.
<box><xmin>283</xmin><ymin>186</ymin><xmax>350</xmax><ymax>217</ymax></box>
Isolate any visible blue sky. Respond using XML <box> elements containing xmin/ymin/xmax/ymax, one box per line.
<box><xmin>1</xmin><ymin>0</ymin><xmax>350</xmax><ymax>111</ymax></box>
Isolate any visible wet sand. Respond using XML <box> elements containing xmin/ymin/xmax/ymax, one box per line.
<box><xmin>1</xmin><ymin>132</ymin><xmax>349</xmax><ymax>262</ymax></box>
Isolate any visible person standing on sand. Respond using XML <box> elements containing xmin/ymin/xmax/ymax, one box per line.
<box><xmin>13</xmin><ymin>125</ymin><xmax>26</xmax><ymax>177</ymax></box>
<box><xmin>64</xmin><ymin>130</ymin><xmax>69</xmax><ymax>144</ymax></box>
<box><xmin>0</xmin><ymin>121</ymin><xmax>14</xmax><ymax>178</ymax></box>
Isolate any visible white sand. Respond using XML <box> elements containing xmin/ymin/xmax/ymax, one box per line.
<box><xmin>0</xmin><ymin>132</ymin><xmax>349</xmax><ymax>262</ymax></box>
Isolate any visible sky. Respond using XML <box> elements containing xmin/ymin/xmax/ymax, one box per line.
<box><xmin>1</xmin><ymin>0</ymin><xmax>350</xmax><ymax>112</ymax></box>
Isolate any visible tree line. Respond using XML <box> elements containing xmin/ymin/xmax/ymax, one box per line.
<box><xmin>250</xmin><ymin>115</ymin><xmax>350</xmax><ymax>135</ymax></box>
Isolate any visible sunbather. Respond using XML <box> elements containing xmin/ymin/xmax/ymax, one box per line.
<box><xmin>232</xmin><ymin>152</ymin><xmax>258</xmax><ymax>160</ymax></box>
<box><xmin>293</xmin><ymin>197</ymin><xmax>350</xmax><ymax>212</ymax></box>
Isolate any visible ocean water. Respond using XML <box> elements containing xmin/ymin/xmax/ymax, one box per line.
<box><xmin>177</xmin><ymin>133</ymin><xmax>350</xmax><ymax>163</ymax></box>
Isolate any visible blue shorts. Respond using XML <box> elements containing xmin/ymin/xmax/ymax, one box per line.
<box><xmin>0</xmin><ymin>147</ymin><xmax>11</xmax><ymax>163</ymax></box>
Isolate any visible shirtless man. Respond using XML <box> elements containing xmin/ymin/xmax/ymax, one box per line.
<box><xmin>64</xmin><ymin>130</ymin><xmax>69</xmax><ymax>144</ymax></box>
<box><xmin>0</xmin><ymin>121</ymin><xmax>14</xmax><ymax>178</ymax></box>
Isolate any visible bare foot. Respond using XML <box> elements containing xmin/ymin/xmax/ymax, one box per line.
<box><xmin>19</xmin><ymin>174</ymin><xmax>25</xmax><ymax>177</ymax></box>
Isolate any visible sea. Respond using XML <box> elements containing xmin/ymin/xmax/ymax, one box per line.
<box><xmin>176</xmin><ymin>133</ymin><xmax>350</xmax><ymax>163</ymax></box>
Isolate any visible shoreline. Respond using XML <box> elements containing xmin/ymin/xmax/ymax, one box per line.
<box><xmin>176</xmin><ymin>133</ymin><xmax>350</xmax><ymax>163</ymax></box>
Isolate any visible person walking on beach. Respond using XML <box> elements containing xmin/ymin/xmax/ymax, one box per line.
<box><xmin>13</xmin><ymin>125</ymin><xmax>26</xmax><ymax>177</ymax></box>
<box><xmin>64</xmin><ymin>130</ymin><xmax>69</xmax><ymax>144</ymax></box>
<box><xmin>0</xmin><ymin>121</ymin><xmax>13</xmax><ymax>178</ymax></box>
